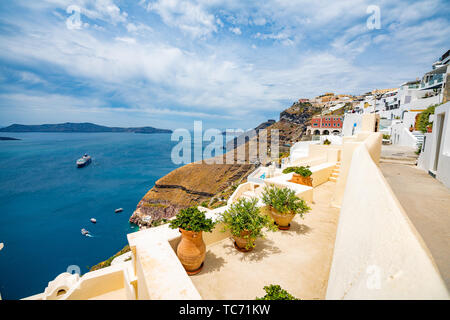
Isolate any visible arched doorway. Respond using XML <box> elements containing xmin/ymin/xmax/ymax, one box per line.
<box><xmin>322</xmin><ymin>130</ymin><xmax>329</xmax><ymax>135</ymax></box>
<box><xmin>313</xmin><ymin>130</ymin><xmax>321</xmax><ymax>135</ymax></box>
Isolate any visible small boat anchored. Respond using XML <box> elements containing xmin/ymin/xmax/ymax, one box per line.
<box><xmin>90</xmin><ymin>218</ymin><xmax>97</xmax><ymax>224</ymax></box>
<box><xmin>76</xmin><ymin>154</ymin><xmax>92</xmax><ymax>168</ymax></box>
<box><xmin>115</xmin><ymin>208</ymin><xmax>123</xmax><ymax>213</ymax></box>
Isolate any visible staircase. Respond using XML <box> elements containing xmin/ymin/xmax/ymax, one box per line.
<box><xmin>412</xmin><ymin>131</ymin><xmax>424</xmax><ymax>149</ymax></box>
<box><xmin>329</xmin><ymin>161</ymin><xmax>341</xmax><ymax>182</ymax></box>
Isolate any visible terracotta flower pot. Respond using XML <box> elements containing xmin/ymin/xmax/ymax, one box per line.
<box><xmin>233</xmin><ymin>230</ymin><xmax>255</xmax><ymax>252</ymax></box>
<box><xmin>289</xmin><ymin>173</ymin><xmax>313</xmax><ymax>187</ymax></box>
<box><xmin>269</xmin><ymin>207</ymin><xmax>295</xmax><ymax>230</ymax></box>
<box><xmin>177</xmin><ymin>229</ymin><xmax>206</xmax><ymax>275</ymax></box>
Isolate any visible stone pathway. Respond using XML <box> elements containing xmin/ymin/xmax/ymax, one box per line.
<box><xmin>380</xmin><ymin>145</ymin><xmax>419</xmax><ymax>165</ymax></box>
<box><xmin>380</xmin><ymin>162</ymin><xmax>450</xmax><ymax>289</ymax></box>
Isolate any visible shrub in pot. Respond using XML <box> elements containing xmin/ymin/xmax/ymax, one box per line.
<box><xmin>220</xmin><ymin>198</ymin><xmax>277</xmax><ymax>252</ymax></box>
<box><xmin>261</xmin><ymin>185</ymin><xmax>311</xmax><ymax>230</ymax></box>
<box><xmin>323</xmin><ymin>139</ymin><xmax>331</xmax><ymax>145</ymax></box>
<box><xmin>169</xmin><ymin>207</ymin><xmax>215</xmax><ymax>275</ymax></box>
<box><xmin>256</xmin><ymin>284</ymin><xmax>298</xmax><ymax>300</ymax></box>
<box><xmin>283</xmin><ymin>166</ymin><xmax>313</xmax><ymax>186</ymax></box>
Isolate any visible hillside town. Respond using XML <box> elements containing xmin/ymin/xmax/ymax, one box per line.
<box><xmin>22</xmin><ymin>49</ymin><xmax>450</xmax><ymax>301</ymax></box>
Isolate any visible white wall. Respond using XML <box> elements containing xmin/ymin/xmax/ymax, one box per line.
<box><xmin>390</xmin><ymin>122</ymin><xmax>417</xmax><ymax>148</ymax></box>
<box><xmin>342</xmin><ymin>113</ymin><xmax>362</xmax><ymax>137</ymax></box>
<box><xmin>326</xmin><ymin>141</ymin><xmax>449</xmax><ymax>299</ymax></box>
<box><xmin>418</xmin><ymin>133</ymin><xmax>433</xmax><ymax>171</ymax></box>
<box><xmin>289</xmin><ymin>141</ymin><xmax>318</xmax><ymax>162</ymax></box>
<box><xmin>402</xmin><ymin>111</ymin><xmax>421</xmax><ymax>130</ymax></box>
<box><xmin>435</xmin><ymin>104</ymin><xmax>450</xmax><ymax>188</ymax></box>
<box><xmin>401</xmin><ymin>94</ymin><xmax>442</xmax><ymax>112</ymax></box>
<box><xmin>418</xmin><ymin>102</ymin><xmax>450</xmax><ymax>188</ymax></box>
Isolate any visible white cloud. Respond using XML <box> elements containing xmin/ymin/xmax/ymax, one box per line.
<box><xmin>126</xmin><ymin>23</ymin><xmax>153</xmax><ymax>34</ymax></box>
<box><xmin>18</xmin><ymin>72</ymin><xmax>48</xmax><ymax>85</ymax></box>
<box><xmin>147</xmin><ymin>0</ymin><xmax>217</xmax><ymax>37</ymax></box>
<box><xmin>229</xmin><ymin>27</ymin><xmax>241</xmax><ymax>35</ymax></box>
<box><xmin>0</xmin><ymin>0</ymin><xmax>449</xmax><ymax>128</ymax></box>
<box><xmin>115</xmin><ymin>37</ymin><xmax>136</xmax><ymax>44</ymax></box>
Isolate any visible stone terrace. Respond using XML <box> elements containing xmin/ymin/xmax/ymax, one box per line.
<box><xmin>190</xmin><ymin>181</ymin><xmax>340</xmax><ymax>300</ymax></box>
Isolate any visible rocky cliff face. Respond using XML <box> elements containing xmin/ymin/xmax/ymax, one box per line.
<box><xmin>129</xmin><ymin>101</ymin><xmax>322</xmax><ymax>228</ymax></box>
<box><xmin>279</xmin><ymin>102</ymin><xmax>322</xmax><ymax>139</ymax></box>
<box><xmin>130</xmin><ymin>160</ymin><xmax>256</xmax><ymax>227</ymax></box>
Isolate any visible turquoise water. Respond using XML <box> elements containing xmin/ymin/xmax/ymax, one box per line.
<box><xmin>0</xmin><ymin>132</ymin><xmax>181</xmax><ymax>299</ymax></box>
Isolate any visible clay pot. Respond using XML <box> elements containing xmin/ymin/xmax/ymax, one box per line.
<box><xmin>177</xmin><ymin>229</ymin><xmax>206</xmax><ymax>275</ymax></box>
<box><xmin>427</xmin><ymin>126</ymin><xmax>432</xmax><ymax>133</ymax></box>
<box><xmin>269</xmin><ymin>207</ymin><xmax>295</xmax><ymax>230</ymax></box>
<box><xmin>289</xmin><ymin>173</ymin><xmax>313</xmax><ymax>187</ymax></box>
<box><xmin>233</xmin><ymin>230</ymin><xmax>255</xmax><ymax>252</ymax></box>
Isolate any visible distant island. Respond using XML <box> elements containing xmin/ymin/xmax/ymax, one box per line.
<box><xmin>0</xmin><ymin>136</ymin><xmax>21</xmax><ymax>140</ymax></box>
<box><xmin>0</xmin><ymin>122</ymin><xmax>172</xmax><ymax>134</ymax></box>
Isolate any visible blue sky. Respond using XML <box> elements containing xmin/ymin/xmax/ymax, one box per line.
<box><xmin>0</xmin><ymin>0</ymin><xmax>449</xmax><ymax>130</ymax></box>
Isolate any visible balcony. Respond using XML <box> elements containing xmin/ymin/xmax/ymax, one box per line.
<box><xmin>420</xmin><ymin>73</ymin><xmax>445</xmax><ymax>90</ymax></box>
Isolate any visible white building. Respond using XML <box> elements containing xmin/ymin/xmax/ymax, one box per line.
<box><xmin>418</xmin><ymin>102</ymin><xmax>450</xmax><ymax>188</ymax></box>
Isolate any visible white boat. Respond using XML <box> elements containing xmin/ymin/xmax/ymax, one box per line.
<box><xmin>115</xmin><ymin>208</ymin><xmax>123</xmax><ymax>213</ymax></box>
<box><xmin>76</xmin><ymin>154</ymin><xmax>92</xmax><ymax>168</ymax></box>
<box><xmin>81</xmin><ymin>228</ymin><xmax>89</xmax><ymax>236</ymax></box>
<box><xmin>90</xmin><ymin>218</ymin><xmax>97</xmax><ymax>223</ymax></box>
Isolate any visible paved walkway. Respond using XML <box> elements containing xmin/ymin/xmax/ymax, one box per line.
<box><xmin>191</xmin><ymin>182</ymin><xmax>340</xmax><ymax>300</ymax></box>
<box><xmin>380</xmin><ymin>162</ymin><xmax>450</xmax><ymax>289</ymax></box>
<box><xmin>380</xmin><ymin>145</ymin><xmax>418</xmax><ymax>165</ymax></box>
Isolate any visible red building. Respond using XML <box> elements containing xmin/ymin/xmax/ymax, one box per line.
<box><xmin>308</xmin><ymin>115</ymin><xmax>343</xmax><ymax>135</ymax></box>
<box><xmin>311</xmin><ymin>116</ymin><xmax>343</xmax><ymax>129</ymax></box>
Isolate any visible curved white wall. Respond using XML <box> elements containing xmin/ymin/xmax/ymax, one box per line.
<box><xmin>326</xmin><ymin>141</ymin><xmax>449</xmax><ymax>299</ymax></box>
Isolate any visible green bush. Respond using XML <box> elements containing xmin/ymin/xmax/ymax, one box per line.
<box><xmin>220</xmin><ymin>198</ymin><xmax>277</xmax><ymax>249</ymax></box>
<box><xmin>261</xmin><ymin>186</ymin><xmax>311</xmax><ymax>216</ymax></box>
<box><xmin>282</xmin><ymin>166</ymin><xmax>312</xmax><ymax>177</ymax></box>
<box><xmin>256</xmin><ymin>284</ymin><xmax>299</xmax><ymax>300</ymax></box>
<box><xmin>152</xmin><ymin>218</ymin><xmax>168</xmax><ymax>227</ymax></box>
<box><xmin>416</xmin><ymin>143</ymin><xmax>422</xmax><ymax>155</ymax></box>
<box><xmin>200</xmin><ymin>200</ymin><xmax>209</xmax><ymax>208</ymax></box>
<box><xmin>323</xmin><ymin>139</ymin><xmax>331</xmax><ymax>145</ymax></box>
<box><xmin>382</xmin><ymin>134</ymin><xmax>391</xmax><ymax>140</ymax></box>
<box><xmin>417</xmin><ymin>104</ymin><xmax>437</xmax><ymax>133</ymax></box>
<box><xmin>169</xmin><ymin>207</ymin><xmax>216</xmax><ymax>232</ymax></box>
<box><xmin>90</xmin><ymin>245</ymin><xmax>130</xmax><ymax>271</ymax></box>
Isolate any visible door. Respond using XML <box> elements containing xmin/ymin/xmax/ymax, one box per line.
<box><xmin>433</xmin><ymin>113</ymin><xmax>445</xmax><ymax>171</ymax></box>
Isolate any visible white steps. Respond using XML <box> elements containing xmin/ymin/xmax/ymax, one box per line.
<box><xmin>330</xmin><ymin>161</ymin><xmax>341</xmax><ymax>183</ymax></box>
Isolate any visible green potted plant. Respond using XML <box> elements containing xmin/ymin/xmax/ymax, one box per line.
<box><xmin>256</xmin><ymin>284</ymin><xmax>298</xmax><ymax>300</ymax></box>
<box><xmin>323</xmin><ymin>139</ymin><xmax>331</xmax><ymax>145</ymax></box>
<box><xmin>220</xmin><ymin>198</ymin><xmax>277</xmax><ymax>252</ymax></box>
<box><xmin>169</xmin><ymin>207</ymin><xmax>216</xmax><ymax>275</ymax></box>
<box><xmin>282</xmin><ymin>166</ymin><xmax>313</xmax><ymax>186</ymax></box>
<box><xmin>261</xmin><ymin>185</ymin><xmax>311</xmax><ymax>230</ymax></box>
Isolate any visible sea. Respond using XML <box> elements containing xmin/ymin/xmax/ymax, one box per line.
<box><xmin>0</xmin><ymin>132</ymin><xmax>185</xmax><ymax>299</ymax></box>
